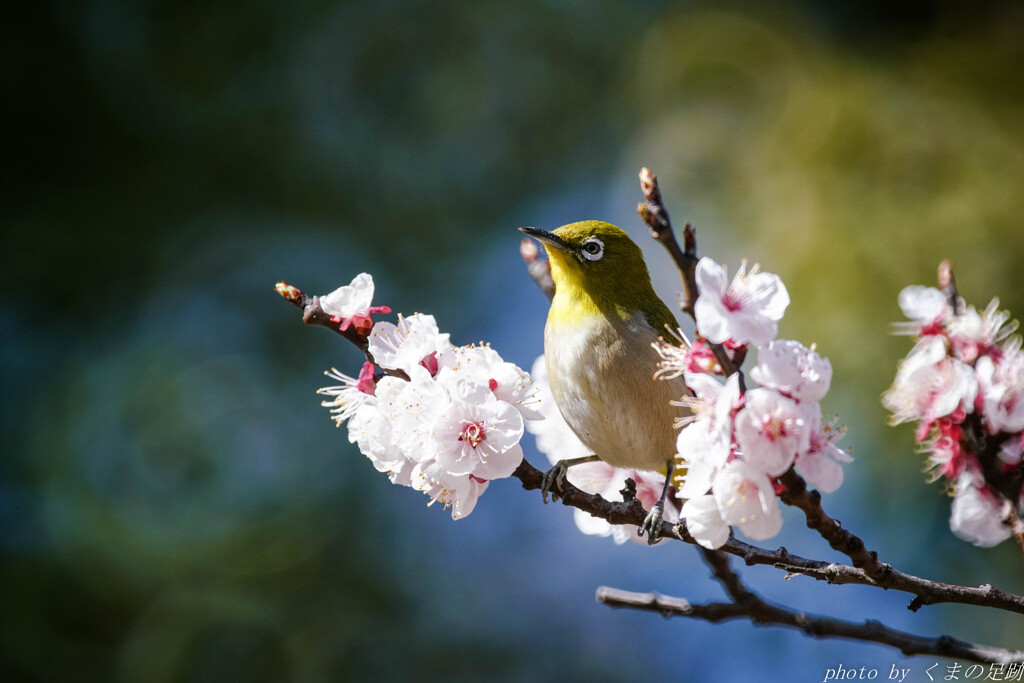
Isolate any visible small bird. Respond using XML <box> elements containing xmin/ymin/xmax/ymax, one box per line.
<box><xmin>520</xmin><ymin>221</ymin><xmax>689</xmax><ymax>542</ymax></box>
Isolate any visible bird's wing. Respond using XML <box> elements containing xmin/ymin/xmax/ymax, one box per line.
<box><xmin>642</xmin><ymin>298</ymin><xmax>682</xmax><ymax>345</ymax></box>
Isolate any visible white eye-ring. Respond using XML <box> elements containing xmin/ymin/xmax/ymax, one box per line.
<box><xmin>581</xmin><ymin>238</ymin><xmax>604</xmax><ymax>261</ymax></box>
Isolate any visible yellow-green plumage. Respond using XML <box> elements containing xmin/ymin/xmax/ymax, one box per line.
<box><xmin>532</xmin><ymin>220</ymin><xmax>688</xmax><ymax>473</ymax></box>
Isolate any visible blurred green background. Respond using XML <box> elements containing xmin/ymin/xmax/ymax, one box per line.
<box><xmin>4</xmin><ymin>0</ymin><xmax>1024</xmax><ymax>680</ymax></box>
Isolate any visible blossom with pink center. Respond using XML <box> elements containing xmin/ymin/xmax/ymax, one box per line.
<box><xmin>693</xmin><ymin>257</ymin><xmax>790</xmax><ymax>346</ymax></box>
<box><xmin>949</xmin><ymin>471</ymin><xmax>1012</xmax><ymax>547</ymax></box>
<box><xmin>893</xmin><ymin>285</ymin><xmax>948</xmax><ymax>337</ymax></box>
<box><xmin>712</xmin><ymin>460</ymin><xmax>783</xmax><ymax>541</ymax></box>
<box><xmin>410</xmin><ymin>459</ymin><xmax>489</xmax><ymax>520</ymax></box>
<box><xmin>750</xmin><ymin>339</ymin><xmax>832</xmax><ymax>403</ymax></box>
<box><xmin>734</xmin><ymin>388</ymin><xmax>809</xmax><ymax>477</ymax></box>
<box><xmin>654</xmin><ymin>335</ymin><xmax>720</xmax><ymax>378</ymax></box>
<box><xmin>436</xmin><ymin>345</ymin><xmax>542</xmax><ymax>420</ymax></box>
<box><xmin>681</xmin><ymin>494</ymin><xmax>730</xmax><ymax>549</ymax></box>
<box><xmin>319</xmin><ymin>273</ymin><xmax>392</xmax><ymax>334</ymax></box>
<box><xmin>368</xmin><ymin>313</ymin><xmax>454</xmax><ymax>375</ymax></box>
<box><xmin>883</xmin><ymin>336</ymin><xmax>977</xmax><ymax>431</ymax></box>
<box><xmin>431</xmin><ymin>384</ymin><xmax>524</xmax><ymax>480</ymax></box>
<box><xmin>794</xmin><ymin>404</ymin><xmax>852</xmax><ymax>494</ymax></box>
<box><xmin>975</xmin><ymin>347</ymin><xmax>1024</xmax><ymax>434</ymax></box>
<box><xmin>318</xmin><ymin>361</ymin><xmax>377</xmax><ymax>426</ymax></box>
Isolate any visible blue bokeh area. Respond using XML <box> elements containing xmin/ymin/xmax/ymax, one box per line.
<box><xmin>5</xmin><ymin>1</ymin><xmax>1024</xmax><ymax>681</ymax></box>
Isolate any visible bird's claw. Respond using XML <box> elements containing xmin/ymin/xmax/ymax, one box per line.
<box><xmin>541</xmin><ymin>460</ymin><xmax>571</xmax><ymax>503</ymax></box>
<box><xmin>638</xmin><ymin>501</ymin><xmax>664</xmax><ymax>545</ymax></box>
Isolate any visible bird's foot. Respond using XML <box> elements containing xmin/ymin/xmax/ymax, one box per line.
<box><xmin>638</xmin><ymin>501</ymin><xmax>665</xmax><ymax>545</ymax></box>
<box><xmin>541</xmin><ymin>461</ymin><xmax>570</xmax><ymax>503</ymax></box>
<box><xmin>540</xmin><ymin>454</ymin><xmax>601</xmax><ymax>503</ymax></box>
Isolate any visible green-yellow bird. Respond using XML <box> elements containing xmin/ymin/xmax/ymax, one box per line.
<box><xmin>520</xmin><ymin>220</ymin><xmax>689</xmax><ymax>542</ymax></box>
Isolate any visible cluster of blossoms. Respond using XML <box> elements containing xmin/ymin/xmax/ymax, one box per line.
<box><xmin>883</xmin><ymin>284</ymin><xmax>1024</xmax><ymax>547</ymax></box>
<box><xmin>656</xmin><ymin>258</ymin><xmax>851</xmax><ymax>550</ymax></box>
<box><xmin>317</xmin><ymin>274</ymin><xmax>538</xmax><ymax>519</ymax></box>
<box><xmin>525</xmin><ymin>357</ymin><xmax>679</xmax><ymax>545</ymax></box>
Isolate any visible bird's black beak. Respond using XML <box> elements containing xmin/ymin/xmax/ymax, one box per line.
<box><xmin>518</xmin><ymin>227</ymin><xmax>569</xmax><ymax>251</ymax></box>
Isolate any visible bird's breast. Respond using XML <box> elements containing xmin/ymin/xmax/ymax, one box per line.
<box><xmin>544</xmin><ymin>311</ymin><xmax>687</xmax><ymax>471</ymax></box>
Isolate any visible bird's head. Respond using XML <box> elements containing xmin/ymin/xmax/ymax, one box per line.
<box><xmin>520</xmin><ymin>221</ymin><xmax>656</xmax><ymax>317</ymax></box>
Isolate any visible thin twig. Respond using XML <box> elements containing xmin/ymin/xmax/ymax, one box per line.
<box><xmin>595</xmin><ymin>586</ymin><xmax>1024</xmax><ymax>665</ymax></box>
<box><xmin>635</xmin><ymin>167</ymin><xmax>741</xmax><ymax>378</ymax></box>
<box><xmin>637</xmin><ymin>167</ymin><xmax>698</xmax><ymax>318</ymax></box>
<box><xmin>275</xmin><ymin>282</ymin><xmax>408</xmax><ymax>380</ymax></box>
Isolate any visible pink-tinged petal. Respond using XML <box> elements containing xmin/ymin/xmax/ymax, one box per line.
<box><xmin>682</xmin><ymin>495</ymin><xmax>730</xmax><ymax>549</ymax></box>
<box><xmin>473</xmin><ymin>441</ymin><xmax>524</xmax><ymax>481</ymax></box>
<box><xmin>949</xmin><ymin>476</ymin><xmax>1012</xmax><ymax>547</ymax></box>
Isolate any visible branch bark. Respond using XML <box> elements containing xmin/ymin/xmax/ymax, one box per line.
<box><xmin>596</xmin><ymin>586</ymin><xmax>1024</xmax><ymax>665</ymax></box>
<box><xmin>511</xmin><ymin>457</ymin><xmax>1024</xmax><ymax>615</ymax></box>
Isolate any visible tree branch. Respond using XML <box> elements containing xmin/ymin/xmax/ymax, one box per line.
<box><xmin>595</xmin><ymin>586</ymin><xmax>1024</xmax><ymax>665</ymax></box>
<box><xmin>635</xmin><ymin>167</ymin><xmax>742</xmax><ymax>379</ymax></box>
<box><xmin>636</xmin><ymin>167</ymin><xmax>699</xmax><ymax>318</ymax></box>
<box><xmin>777</xmin><ymin>468</ymin><xmax>889</xmax><ymax>580</ymax></box>
<box><xmin>511</xmin><ymin>457</ymin><xmax>1024</xmax><ymax>614</ymax></box>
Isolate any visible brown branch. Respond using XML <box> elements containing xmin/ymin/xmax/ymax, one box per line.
<box><xmin>511</xmin><ymin>457</ymin><xmax>1024</xmax><ymax>614</ymax></box>
<box><xmin>635</xmin><ymin>168</ymin><xmax>742</xmax><ymax>379</ymax></box>
<box><xmin>637</xmin><ymin>167</ymin><xmax>699</xmax><ymax>318</ymax></box>
<box><xmin>595</xmin><ymin>586</ymin><xmax>1024</xmax><ymax>665</ymax></box>
<box><xmin>778</xmin><ymin>468</ymin><xmax>889</xmax><ymax>580</ymax></box>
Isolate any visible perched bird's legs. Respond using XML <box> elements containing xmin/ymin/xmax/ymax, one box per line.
<box><xmin>638</xmin><ymin>459</ymin><xmax>675</xmax><ymax>545</ymax></box>
<box><xmin>541</xmin><ymin>455</ymin><xmax>602</xmax><ymax>503</ymax></box>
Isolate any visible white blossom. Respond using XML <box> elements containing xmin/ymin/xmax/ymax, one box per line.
<box><xmin>681</xmin><ymin>494</ymin><xmax>730</xmax><ymax>549</ymax></box>
<box><xmin>734</xmin><ymin>388</ymin><xmax>809</xmax><ymax>477</ymax></box>
<box><xmin>411</xmin><ymin>459</ymin><xmax>489</xmax><ymax>520</ymax></box>
<box><xmin>318</xmin><ymin>361</ymin><xmax>377</xmax><ymax>426</ymax></box>
<box><xmin>947</xmin><ymin>299</ymin><xmax>1013</xmax><ymax>362</ymax></box>
<box><xmin>883</xmin><ymin>336</ymin><xmax>977</xmax><ymax>427</ymax></box>
<box><xmin>712</xmin><ymin>460</ymin><xmax>783</xmax><ymax>541</ymax></box>
<box><xmin>437</xmin><ymin>344</ymin><xmax>542</xmax><ymax>420</ymax></box>
<box><xmin>975</xmin><ymin>347</ymin><xmax>1024</xmax><ymax>434</ymax></box>
<box><xmin>347</xmin><ymin>402</ymin><xmax>409</xmax><ymax>477</ymax></box>
<box><xmin>368</xmin><ymin>313</ymin><xmax>453</xmax><ymax>375</ymax></box>
<box><xmin>794</xmin><ymin>404</ymin><xmax>852</xmax><ymax>494</ymax></box>
<box><xmin>693</xmin><ymin>257</ymin><xmax>790</xmax><ymax>346</ymax></box>
<box><xmin>375</xmin><ymin>369</ymin><xmax>452</xmax><ymax>463</ymax></box>
<box><xmin>320</xmin><ymin>273</ymin><xmax>391</xmax><ymax>332</ymax></box>
<box><xmin>750</xmin><ymin>339</ymin><xmax>832</xmax><ymax>403</ymax></box>
<box><xmin>894</xmin><ymin>285</ymin><xmax>948</xmax><ymax>334</ymax></box>
<box><xmin>949</xmin><ymin>472</ymin><xmax>1012</xmax><ymax>548</ymax></box>
<box><xmin>430</xmin><ymin>380</ymin><xmax>525</xmax><ymax>480</ymax></box>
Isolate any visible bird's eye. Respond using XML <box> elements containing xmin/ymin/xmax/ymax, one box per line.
<box><xmin>581</xmin><ymin>238</ymin><xmax>604</xmax><ymax>261</ymax></box>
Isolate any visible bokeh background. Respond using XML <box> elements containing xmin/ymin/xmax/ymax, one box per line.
<box><xmin>5</xmin><ymin>0</ymin><xmax>1024</xmax><ymax>680</ymax></box>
